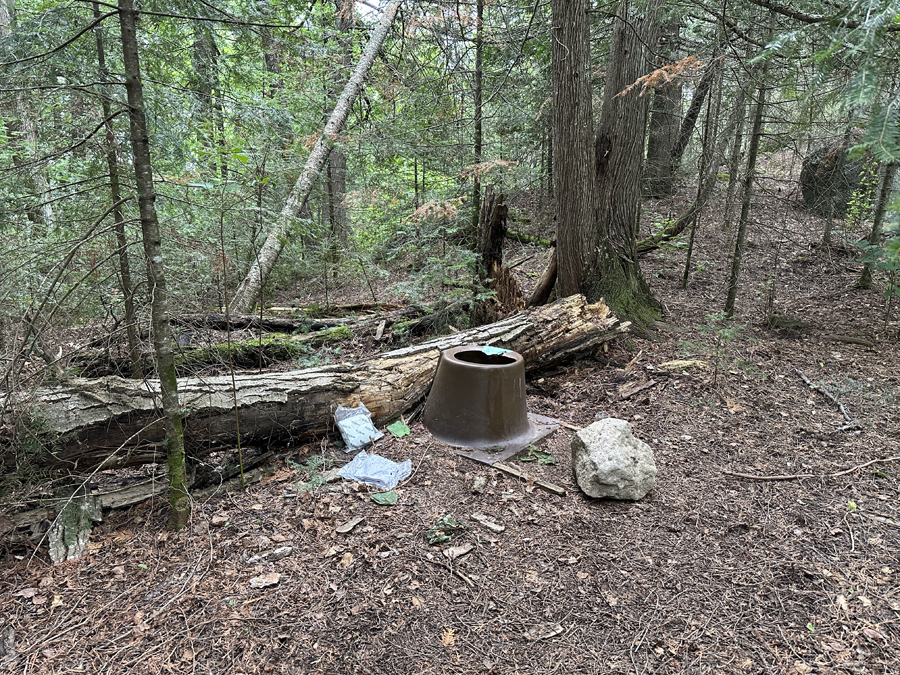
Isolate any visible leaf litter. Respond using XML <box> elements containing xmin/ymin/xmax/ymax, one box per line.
<box><xmin>2</xmin><ymin>172</ymin><xmax>900</xmax><ymax>673</ymax></box>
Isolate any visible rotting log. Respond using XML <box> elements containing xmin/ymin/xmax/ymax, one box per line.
<box><xmin>0</xmin><ymin>450</ymin><xmax>274</xmax><ymax>547</ymax></box>
<box><xmin>0</xmin><ymin>295</ymin><xmax>628</xmax><ymax>473</ymax></box>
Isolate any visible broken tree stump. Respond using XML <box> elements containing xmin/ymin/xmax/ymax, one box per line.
<box><xmin>0</xmin><ymin>295</ymin><xmax>628</xmax><ymax>473</ymax></box>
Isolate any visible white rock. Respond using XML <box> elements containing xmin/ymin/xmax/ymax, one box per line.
<box><xmin>571</xmin><ymin>418</ymin><xmax>657</xmax><ymax>500</ymax></box>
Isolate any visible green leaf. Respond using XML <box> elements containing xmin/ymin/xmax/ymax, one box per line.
<box><xmin>371</xmin><ymin>491</ymin><xmax>398</xmax><ymax>505</ymax></box>
<box><xmin>386</xmin><ymin>420</ymin><xmax>410</xmax><ymax>437</ymax></box>
<box><xmin>138</xmin><ymin>563</ymin><xmax>148</xmax><ymax>569</ymax></box>
<box><xmin>520</xmin><ymin>448</ymin><xmax>558</xmax><ymax>465</ymax></box>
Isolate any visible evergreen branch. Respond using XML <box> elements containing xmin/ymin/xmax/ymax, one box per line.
<box><xmin>745</xmin><ymin>0</ymin><xmax>900</xmax><ymax>31</ymax></box>
<box><xmin>0</xmin><ymin>11</ymin><xmax>117</xmax><ymax>67</ymax></box>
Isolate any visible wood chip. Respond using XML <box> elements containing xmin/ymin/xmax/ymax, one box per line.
<box><xmin>470</xmin><ymin>513</ymin><xmax>505</xmax><ymax>533</ymax></box>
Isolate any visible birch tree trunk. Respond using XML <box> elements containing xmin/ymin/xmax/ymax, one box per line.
<box><xmin>230</xmin><ymin>0</ymin><xmax>404</xmax><ymax>313</ymax></box>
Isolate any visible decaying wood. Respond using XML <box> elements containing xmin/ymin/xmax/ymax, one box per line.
<box><xmin>78</xmin><ymin>307</ymin><xmax>430</xmax><ymax>378</ymax></box>
<box><xmin>1</xmin><ymin>295</ymin><xmax>629</xmax><ymax>473</ymax></box>
<box><xmin>1</xmin><ymin>451</ymin><xmax>275</xmax><ymax>545</ymax></box>
<box><xmin>527</xmin><ymin>247</ymin><xmax>557</xmax><ymax>308</ymax></box>
<box><xmin>823</xmin><ymin>334</ymin><xmax>875</xmax><ymax>348</ymax></box>
<box><xmin>492</xmin><ymin>461</ymin><xmax>566</xmax><ymax>496</ymax></box>
<box><xmin>174</xmin><ymin>304</ymin><xmax>420</xmax><ymax>333</ymax></box>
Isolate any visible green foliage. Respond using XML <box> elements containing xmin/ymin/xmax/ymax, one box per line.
<box><xmin>370</xmin><ymin>490</ymin><xmax>398</xmax><ymax>505</ymax></box>
<box><xmin>846</xmin><ymin>160</ymin><xmax>880</xmax><ymax>227</ymax></box>
<box><xmin>698</xmin><ymin>312</ymin><xmax>744</xmax><ymax>387</ymax></box>
<box><xmin>288</xmin><ymin>454</ymin><xmax>334</xmax><ymax>492</ymax></box>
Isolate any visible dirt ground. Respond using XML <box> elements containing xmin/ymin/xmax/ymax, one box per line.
<box><xmin>2</xmin><ymin>169</ymin><xmax>899</xmax><ymax>674</ymax></box>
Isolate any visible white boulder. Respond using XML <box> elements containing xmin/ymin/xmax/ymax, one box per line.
<box><xmin>571</xmin><ymin>418</ymin><xmax>657</xmax><ymax>500</ymax></box>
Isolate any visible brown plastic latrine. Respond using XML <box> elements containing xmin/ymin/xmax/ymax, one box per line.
<box><xmin>423</xmin><ymin>345</ymin><xmax>533</xmax><ymax>449</ymax></box>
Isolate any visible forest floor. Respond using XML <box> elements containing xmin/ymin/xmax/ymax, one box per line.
<box><xmin>2</xmin><ymin>163</ymin><xmax>900</xmax><ymax>674</ymax></box>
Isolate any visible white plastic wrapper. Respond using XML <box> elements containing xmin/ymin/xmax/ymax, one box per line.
<box><xmin>334</xmin><ymin>402</ymin><xmax>383</xmax><ymax>452</ymax></box>
<box><xmin>338</xmin><ymin>451</ymin><xmax>412</xmax><ymax>491</ymax></box>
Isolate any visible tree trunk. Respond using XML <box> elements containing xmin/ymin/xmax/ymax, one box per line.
<box><xmin>0</xmin><ymin>0</ymin><xmax>55</xmax><ymax>231</ymax></box>
<box><xmin>725</xmin><ymin>77</ymin><xmax>767</xmax><ymax>316</ymax></box>
<box><xmin>94</xmin><ymin>1</ymin><xmax>141</xmax><ymax>379</ymax></box>
<box><xmin>589</xmin><ymin>0</ymin><xmax>660</xmax><ymax>328</ymax></box>
<box><xmin>191</xmin><ymin>23</ymin><xmax>227</xmax><ymax>180</ymax></box>
<box><xmin>637</xmin><ymin>55</ymin><xmax>726</xmax><ymax>255</ymax></box>
<box><xmin>723</xmin><ymin>86</ymin><xmax>748</xmax><ymax>231</ymax></box>
<box><xmin>551</xmin><ymin>0</ymin><xmax>596</xmax><ymax>297</ymax></box>
<box><xmin>230</xmin><ymin>0</ymin><xmax>404</xmax><ymax>314</ymax></box>
<box><xmin>668</xmin><ymin>50</ymin><xmax>718</xmax><ymax>177</ymax></box>
<box><xmin>858</xmin><ymin>162</ymin><xmax>898</xmax><ymax>288</ymax></box>
<box><xmin>470</xmin><ymin>0</ymin><xmax>484</xmax><ymax>241</ymax></box>
<box><xmin>643</xmin><ymin>23</ymin><xmax>681</xmax><ymax>198</ymax></box>
<box><xmin>118</xmin><ymin>0</ymin><xmax>189</xmax><ymax>529</ymax></box>
<box><xmin>327</xmin><ymin>1</ymin><xmax>353</xmax><ymax>243</ymax></box>
<box><xmin>1</xmin><ymin>296</ymin><xmax>628</xmax><ymax>473</ymax></box>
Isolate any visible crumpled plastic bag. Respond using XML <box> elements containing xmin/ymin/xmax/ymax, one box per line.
<box><xmin>334</xmin><ymin>402</ymin><xmax>383</xmax><ymax>453</ymax></box>
<box><xmin>338</xmin><ymin>451</ymin><xmax>411</xmax><ymax>491</ymax></box>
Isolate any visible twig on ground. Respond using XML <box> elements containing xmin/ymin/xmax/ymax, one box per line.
<box><xmin>795</xmin><ymin>367</ymin><xmax>860</xmax><ymax>430</ymax></box>
<box><xmin>723</xmin><ymin>456</ymin><xmax>900</xmax><ymax>482</ymax></box>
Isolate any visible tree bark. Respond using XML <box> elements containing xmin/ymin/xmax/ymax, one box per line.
<box><xmin>230</xmin><ymin>0</ymin><xmax>404</xmax><ymax>314</ymax></box>
<box><xmin>589</xmin><ymin>0</ymin><xmax>660</xmax><ymax>328</ymax></box>
<box><xmin>1</xmin><ymin>296</ymin><xmax>628</xmax><ymax>473</ymax></box>
<box><xmin>725</xmin><ymin>77</ymin><xmax>767</xmax><ymax>316</ymax></box>
<box><xmin>327</xmin><ymin>1</ymin><xmax>353</xmax><ymax>243</ymax></box>
<box><xmin>643</xmin><ymin>22</ymin><xmax>681</xmax><ymax>198</ymax></box>
<box><xmin>858</xmin><ymin>162</ymin><xmax>898</xmax><ymax>288</ymax></box>
<box><xmin>93</xmin><ymin>1</ymin><xmax>141</xmax><ymax>379</ymax></box>
<box><xmin>551</xmin><ymin>0</ymin><xmax>596</xmax><ymax>297</ymax></box>
<box><xmin>118</xmin><ymin>0</ymin><xmax>189</xmax><ymax>528</ymax></box>
<box><xmin>470</xmin><ymin>0</ymin><xmax>484</xmax><ymax>241</ymax></box>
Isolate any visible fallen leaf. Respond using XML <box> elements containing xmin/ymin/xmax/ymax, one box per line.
<box><xmin>339</xmin><ymin>552</ymin><xmax>354</xmax><ymax>568</ymax></box>
<box><xmin>524</xmin><ymin>623</ymin><xmax>564</xmax><ymax>641</ymax></box>
<box><xmin>440</xmin><ymin>627</ymin><xmax>456</xmax><ymax>648</ymax></box>
<box><xmin>371</xmin><ymin>491</ymin><xmax>398</xmax><ymax>506</ymax></box>
<box><xmin>836</xmin><ymin>594</ymin><xmax>849</xmax><ymax>613</ymax></box>
<box><xmin>15</xmin><ymin>587</ymin><xmax>38</xmax><ymax>598</ymax></box>
<box><xmin>862</xmin><ymin>627</ymin><xmax>885</xmax><ymax>641</ymax></box>
<box><xmin>386</xmin><ymin>420</ymin><xmax>410</xmax><ymax>437</ymax></box>
<box><xmin>31</xmin><ymin>596</ymin><xmax>47</xmax><ymax>605</ymax></box>
<box><xmin>51</xmin><ymin>595</ymin><xmax>63</xmax><ymax>609</ymax></box>
<box><xmin>210</xmin><ymin>514</ymin><xmax>229</xmax><ymax>527</ymax></box>
<box><xmin>858</xmin><ymin>595</ymin><xmax>872</xmax><ymax>607</ymax></box>
<box><xmin>335</xmin><ymin>516</ymin><xmax>365</xmax><ymax>534</ymax></box>
<box><xmin>443</xmin><ymin>543</ymin><xmax>473</xmax><ymax>561</ymax></box>
<box><xmin>249</xmin><ymin>572</ymin><xmax>281</xmax><ymax>589</ymax></box>
<box><xmin>411</xmin><ymin>595</ymin><xmax>425</xmax><ymax>609</ymax></box>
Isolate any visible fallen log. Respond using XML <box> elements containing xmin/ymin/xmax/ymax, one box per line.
<box><xmin>0</xmin><ymin>295</ymin><xmax>628</xmax><ymax>473</ymax></box>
